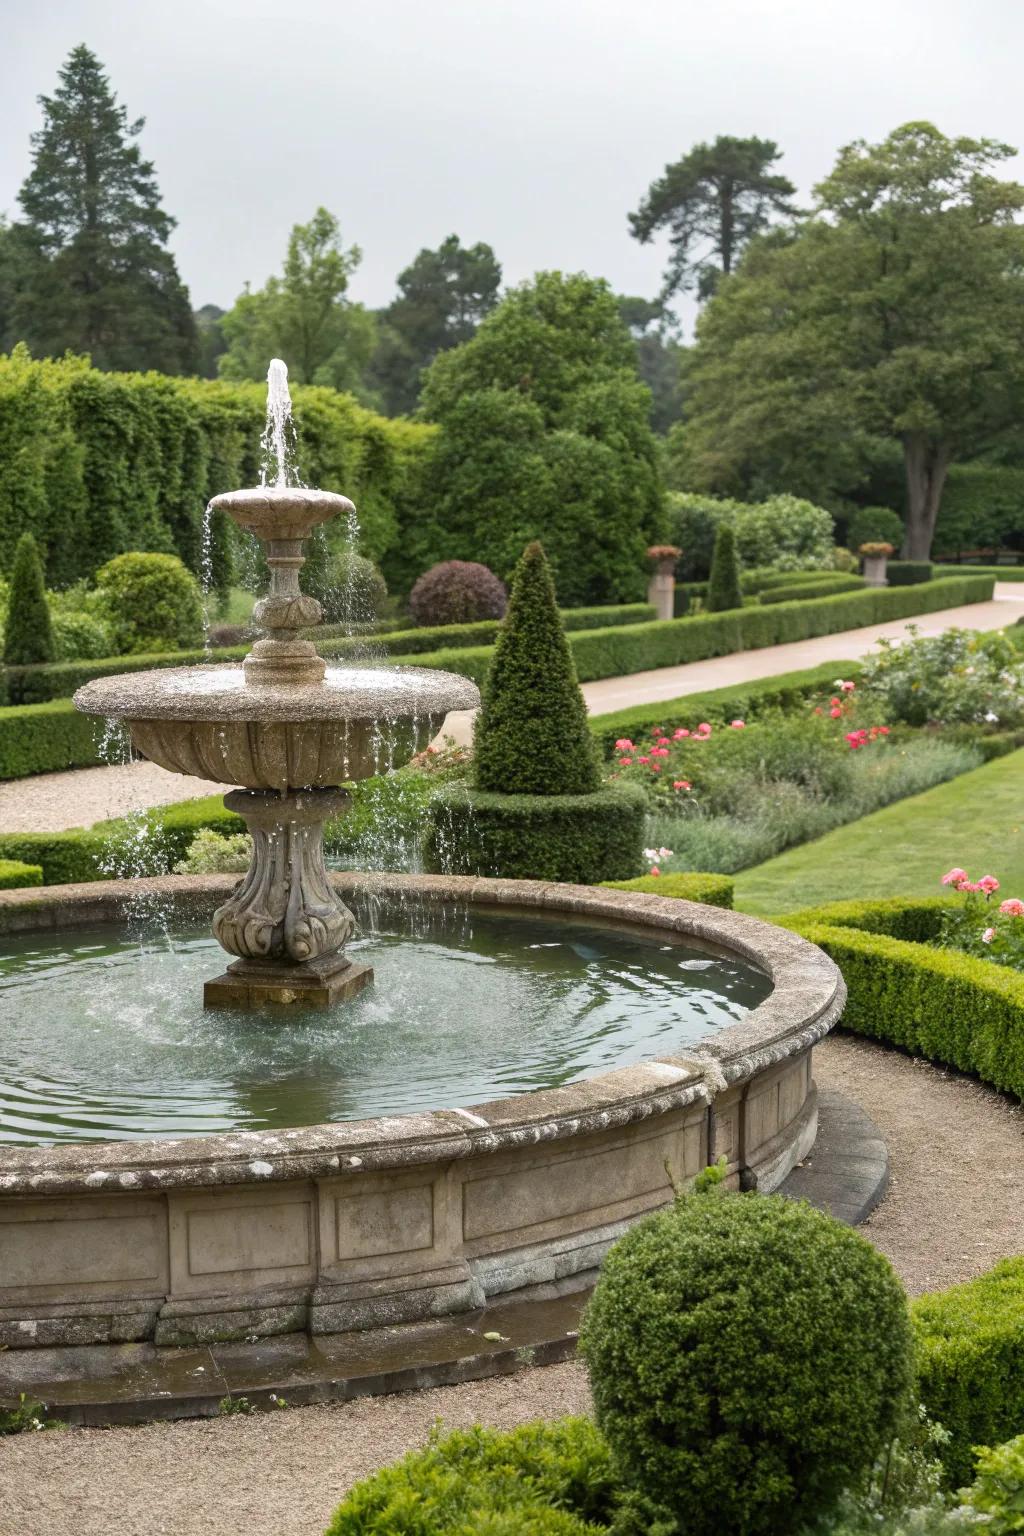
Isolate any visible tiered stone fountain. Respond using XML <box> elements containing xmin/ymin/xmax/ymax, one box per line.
<box><xmin>73</xmin><ymin>368</ymin><xmax>479</xmax><ymax>1008</ymax></box>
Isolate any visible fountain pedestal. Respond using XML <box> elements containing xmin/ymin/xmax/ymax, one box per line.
<box><xmin>205</xmin><ymin>788</ymin><xmax>374</xmax><ymax>1008</ymax></box>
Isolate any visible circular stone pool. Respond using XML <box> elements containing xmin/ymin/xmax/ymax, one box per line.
<box><xmin>0</xmin><ymin>874</ymin><xmax>844</xmax><ymax>1356</ymax></box>
<box><xmin>0</xmin><ymin>909</ymin><xmax>770</xmax><ymax>1146</ymax></box>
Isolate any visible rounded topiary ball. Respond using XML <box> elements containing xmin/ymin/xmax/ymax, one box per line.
<box><xmin>409</xmin><ymin>560</ymin><xmax>507</xmax><ymax>627</ymax></box>
<box><xmin>579</xmin><ymin>1192</ymin><xmax>914</xmax><ymax>1536</ymax></box>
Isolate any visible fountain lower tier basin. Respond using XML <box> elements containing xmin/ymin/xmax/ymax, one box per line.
<box><xmin>0</xmin><ymin>875</ymin><xmax>844</xmax><ymax>1353</ymax></box>
<box><xmin>73</xmin><ymin>664</ymin><xmax>481</xmax><ymax>789</ymax></box>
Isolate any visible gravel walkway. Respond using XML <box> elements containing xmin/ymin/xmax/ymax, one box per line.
<box><xmin>4</xmin><ymin>587</ymin><xmax>1023</xmax><ymax>832</ymax></box>
<box><xmin>3</xmin><ymin>1034</ymin><xmax>1023</xmax><ymax>1536</ymax></box>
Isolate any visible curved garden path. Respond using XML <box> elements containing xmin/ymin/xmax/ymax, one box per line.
<box><xmin>3</xmin><ymin>585</ymin><xmax>1023</xmax><ymax>833</ymax></box>
<box><xmin>3</xmin><ymin>1033</ymin><xmax>1023</xmax><ymax>1536</ymax></box>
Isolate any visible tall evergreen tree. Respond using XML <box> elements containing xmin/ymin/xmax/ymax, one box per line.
<box><xmin>12</xmin><ymin>44</ymin><xmax>197</xmax><ymax>374</ymax></box>
<box><xmin>706</xmin><ymin>523</ymin><xmax>742</xmax><ymax>611</ymax></box>
<box><xmin>3</xmin><ymin>532</ymin><xmax>55</xmax><ymax>665</ymax></box>
<box><xmin>473</xmin><ymin>541</ymin><xmax>600</xmax><ymax>796</ymax></box>
<box><xmin>630</xmin><ymin>136</ymin><xmax>799</xmax><ymax>302</ymax></box>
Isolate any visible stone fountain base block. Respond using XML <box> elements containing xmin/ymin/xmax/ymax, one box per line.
<box><xmin>203</xmin><ymin>957</ymin><xmax>374</xmax><ymax>1009</ymax></box>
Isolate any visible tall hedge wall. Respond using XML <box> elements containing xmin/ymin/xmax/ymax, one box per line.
<box><xmin>0</xmin><ymin>347</ymin><xmax>433</xmax><ymax>590</ymax></box>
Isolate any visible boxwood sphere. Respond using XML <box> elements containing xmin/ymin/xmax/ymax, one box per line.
<box><xmin>579</xmin><ymin>1192</ymin><xmax>914</xmax><ymax>1536</ymax></box>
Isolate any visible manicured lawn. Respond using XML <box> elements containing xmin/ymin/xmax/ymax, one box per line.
<box><xmin>734</xmin><ymin>747</ymin><xmax>1024</xmax><ymax>915</ymax></box>
<box><xmin>212</xmin><ymin>585</ymin><xmax>255</xmax><ymax>624</ymax></box>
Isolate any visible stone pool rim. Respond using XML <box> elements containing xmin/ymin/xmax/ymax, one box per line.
<box><xmin>0</xmin><ymin>872</ymin><xmax>844</xmax><ymax>1198</ymax></box>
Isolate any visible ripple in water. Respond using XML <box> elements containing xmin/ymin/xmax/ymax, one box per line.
<box><xmin>0</xmin><ymin>910</ymin><xmax>771</xmax><ymax>1147</ymax></box>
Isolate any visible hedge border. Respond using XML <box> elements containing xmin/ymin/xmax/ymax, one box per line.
<box><xmin>0</xmin><ymin>859</ymin><xmax>43</xmax><ymax>890</ymax></box>
<box><xmin>602</xmin><ymin>872</ymin><xmax>734</xmax><ymax>909</ymax></box>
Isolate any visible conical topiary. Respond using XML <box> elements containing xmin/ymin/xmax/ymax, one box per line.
<box><xmin>473</xmin><ymin>541</ymin><xmax>600</xmax><ymax>795</ymax></box>
<box><xmin>706</xmin><ymin>523</ymin><xmax>742</xmax><ymax>612</ymax></box>
<box><xmin>3</xmin><ymin>532</ymin><xmax>55</xmax><ymax>666</ymax></box>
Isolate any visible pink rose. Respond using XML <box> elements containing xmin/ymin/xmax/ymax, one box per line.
<box><xmin>618</xmin><ymin>757</ymin><xmax>633</xmax><ymax>767</ymax></box>
<box><xmin>673</xmin><ymin>780</ymin><xmax>691</xmax><ymax>791</ymax></box>
<box><xmin>941</xmin><ymin>868</ymin><xmax>968</xmax><ymax>887</ymax></box>
<box><xmin>614</xmin><ymin>738</ymin><xmax>634</xmax><ymax>752</ymax></box>
<box><xmin>983</xmin><ymin>927</ymin><xmax>996</xmax><ymax>944</ymax></box>
<box><xmin>999</xmin><ymin>898</ymin><xmax>1024</xmax><ymax>917</ymax></box>
<box><xmin>979</xmin><ymin>875</ymin><xmax>1001</xmax><ymax>895</ymax></box>
<box><xmin>649</xmin><ymin>865</ymin><xmax>661</xmax><ymax>877</ymax></box>
<box><xmin>830</xmin><ymin>707</ymin><xmax>843</xmax><ymax>719</ymax></box>
<box><xmin>673</xmin><ymin>728</ymin><xmax>690</xmax><ymax>739</ymax></box>
<box><xmin>697</xmin><ymin>723</ymin><xmax>712</xmax><ymax>735</ymax></box>
<box><xmin>730</xmin><ymin>719</ymin><xmax>745</xmax><ymax>729</ymax></box>
<box><xmin>657</xmin><ymin>737</ymin><xmax>671</xmax><ymax>747</ymax></box>
<box><xmin>841</xmin><ymin>680</ymin><xmax>856</xmax><ymax>692</ymax></box>
<box><xmin>637</xmin><ymin>756</ymin><xmax>650</xmax><ymax>765</ymax></box>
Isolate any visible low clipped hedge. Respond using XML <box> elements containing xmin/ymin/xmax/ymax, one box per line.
<box><xmin>426</xmin><ymin>781</ymin><xmax>646</xmax><ymax>883</ymax></box>
<box><xmin>887</xmin><ymin>560</ymin><xmax>933</xmax><ymax>585</ymax></box>
<box><xmin>0</xmin><ymin>795</ymin><xmax>243</xmax><ymax>886</ymax></box>
<box><xmin>589</xmin><ymin>660</ymin><xmax>862</xmax><ymax>755</ymax></box>
<box><xmin>0</xmin><ymin>859</ymin><xmax>43</xmax><ymax>890</ymax></box>
<box><xmin>0</xmin><ymin>699</ymin><xmax>102</xmax><ymax>778</ymax></box>
<box><xmin>602</xmin><ymin>871</ymin><xmax>734</xmax><ymax>908</ymax></box>
<box><xmin>912</xmin><ymin>1257</ymin><xmax>1024</xmax><ymax>1487</ymax></box>
<box><xmin>782</xmin><ymin>900</ymin><xmax>1024</xmax><ymax>1100</ymax></box>
<box><xmin>759</xmin><ymin>573</ymin><xmax>864</xmax><ymax>604</ymax></box>
<box><xmin>326</xmin><ymin>1418</ymin><xmax>616</xmax><ymax>1535</ymax></box>
<box><xmin>0</xmin><ymin>604</ymin><xmax>657</xmax><ymax>706</ymax></box>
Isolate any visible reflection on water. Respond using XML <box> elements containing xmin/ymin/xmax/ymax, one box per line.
<box><xmin>0</xmin><ymin>910</ymin><xmax>770</xmax><ymax>1147</ymax></box>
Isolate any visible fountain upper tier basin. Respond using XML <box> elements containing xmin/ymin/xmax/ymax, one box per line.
<box><xmin>208</xmin><ymin>485</ymin><xmax>355</xmax><ymax>541</ymax></box>
<box><xmin>74</xmin><ymin>664</ymin><xmax>480</xmax><ymax>789</ymax></box>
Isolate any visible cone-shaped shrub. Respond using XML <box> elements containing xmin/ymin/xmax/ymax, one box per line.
<box><xmin>707</xmin><ymin>522</ymin><xmax>743</xmax><ymax>612</ymax></box>
<box><xmin>473</xmin><ymin>541</ymin><xmax>600</xmax><ymax>795</ymax></box>
<box><xmin>3</xmin><ymin>533</ymin><xmax>55</xmax><ymax>666</ymax></box>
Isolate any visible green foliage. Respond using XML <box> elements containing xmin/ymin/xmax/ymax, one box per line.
<box><xmin>3</xmin><ymin>532</ymin><xmax>54</xmax><ymax>664</ymax></box>
<box><xmin>849</xmin><ymin>507</ymin><xmax>905</xmax><ymax>551</ymax></box>
<box><xmin>0</xmin><ymin>859</ymin><xmax>43</xmax><ymax>889</ymax></box>
<box><xmin>786</xmin><ymin>918</ymin><xmax>1024</xmax><ymax>1101</ymax></box>
<box><xmin>706</xmin><ymin>522</ymin><xmax>743</xmax><ymax>611</ymax></box>
<box><xmin>759</xmin><ymin>574</ymin><xmax>864</xmax><ymax>604</ymax></box>
<box><xmin>0</xmin><ymin>349</ymin><xmax>432</xmax><ymax>586</ymax></box>
<box><xmin>95</xmin><ymin>552</ymin><xmax>203</xmax><ymax>653</ymax></box>
<box><xmin>912</xmin><ymin>1259</ymin><xmax>1024</xmax><ymax>1488</ymax></box>
<box><xmin>579</xmin><ymin>1192</ymin><xmax>914</xmax><ymax>1536</ymax></box>
<box><xmin>859</xmin><ymin>626</ymin><xmax>1024</xmax><ymax>728</ymax></box>
<box><xmin>961</xmin><ymin>1433</ymin><xmax>1024</xmax><ymax>1530</ymax></box>
<box><xmin>681</xmin><ymin>124</ymin><xmax>1024</xmax><ymax>559</ymax></box>
<box><xmin>427</xmin><ymin>782</ymin><xmax>646</xmax><ymax>883</ymax></box>
<box><xmin>367</xmin><ymin>234</ymin><xmax>502</xmax><ymax>415</ymax></box>
<box><xmin>474</xmin><ymin>542</ymin><xmax>600</xmax><ymax>796</ymax></box>
<box><xmin>601</xmin><ymin>871</ymin><xmax>734</xmax><ymax>907</ymax></box>
<box><xmin>887</xmin><ymin>562</ymin><xmax>933</xmax><ymax>586</ymax></box>
<box><xmin>412</xmin><ymin>272</ymin><xmax>664</xmax><ymax>604</ymax></box>
<box><xmin>409</xmin><ymin>560</ymin><xmax>507</xmax><ymax>627</ymax></box>
<box><xmin>0</xmin><ymin>1394</ymin><xmax>64</xmax><ymax>1435</ymax></box>
<box><xmin>667</xmin><ymin>490</ymin><xmax>836</xmax><ymax>579</ymax></box>
<box><xmin>49</xmin><ymin>608</ymin><xmax>113</xmax><ymax>659</ymax></box>
<box><xmin>326</xmin><ymin>1418</ymin><xmax>616</xmax><ymax>1536</ymax></box>
<box><xmin>218</xmin><ymin>208</ymin><xmax>375</xmax><ymax>396</ymax></box>
<box><xmin>9</xmin><ymin>46</ymin><xmax>197</xmax><ymax>374</ymax></box>
<box><xmin>172</xmin><ymin>829</ymin><xmax>251</xmax><ymax>875</ymax></box>
<box><xmin>933</xmin><ymin>463</ymin><xmax>1024</xmax><ymax>557</ymax></box>
<box><xmin>305</xmin><ymin>549</ymin><xmax>388</xmax><ymax>626</ymax></box>
<box><xmin>0</xmin><ymin>795</ymin><xmax>242</xmax><ymax>885</ymax></box>
<box><xmin>0</xmin><ymin>698</ymin><xmax>102</xmax><ymax>775</ymax></box>
<box><xmin>776</xmin><ymin>895</ymin><xmax>953</xmax><ymax>943</ymax></box>
<box><xmin>629</xmin><ymin>135</ymin><xmax>798</xmax><ymax>301</ymax></box>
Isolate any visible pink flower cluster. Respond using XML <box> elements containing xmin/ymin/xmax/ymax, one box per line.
<box><xmin>941</xmin><ymin>867</ymin><xmax>1001</xmax><ymax>895</ymax></box>
<box><xmin>612</xmin><ymin>719</ymin><xmax>741</xmax><ymax>781</ymax></box>
<box><xmin>845</xmin><ymin>725</ymin><xmax>890</xmax><ymax>750</ymax></box>
<box><xmin>644</xmin><ymin>845</ymin><xmax>674</xmax><ymax>877</ymax></box>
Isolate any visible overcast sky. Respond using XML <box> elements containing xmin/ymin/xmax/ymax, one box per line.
<box><xmin>4</xmin><ymin>0</ymin><xmax>1023</xmax><ymax>330</ymax></box>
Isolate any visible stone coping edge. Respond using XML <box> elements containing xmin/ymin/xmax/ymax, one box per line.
<box><xmin>0</xmin><ymin>873</ymin><xmax>846</xmax><ymax>1196</ymax></box>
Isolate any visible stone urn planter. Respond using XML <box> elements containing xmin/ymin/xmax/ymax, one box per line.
<box><xmin>647</xmin><ymin>544</ymin><xmax>682</xmax><ymax>621</ymax></box>
<box><xmin>860</xmin><ymin>542</ymin><xmax>894</xmax><ymax>587</ymax></box>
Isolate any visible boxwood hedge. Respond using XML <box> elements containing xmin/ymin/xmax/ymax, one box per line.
<box><xmin>602</xmin><ymin>871</ymin><xmax>734</xmax><ymax>908</ymax></box>
<box><xmin>0</xmin><ymin>699</ymin><xmax>103</xmax><ymax>778</ymax></box>
<box><xmin>759</xmin><ymin>573</ymin><xmax>864</xmax><ymax>604</ymax></box>
<box><xmin>0</xmin><ymin>859</ymin><xmax>43</xmax><ymax>890</ymax></box>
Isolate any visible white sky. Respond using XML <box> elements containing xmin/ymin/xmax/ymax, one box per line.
<box><xmin>3</xmin><ymin>0</ymin><xmax>1023</xmax><ymax>329</ymax></box>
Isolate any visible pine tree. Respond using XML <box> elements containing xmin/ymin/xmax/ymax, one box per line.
<box><xmin>706</xmin><ymin>523</ymin><xmax>743</xmax><ymax>612</ymax></box>
<box><xmin>12</xmin><ymin>44</ymin><xmax>197</xmax><ymax>374</ymax></box>
<box><xmin>3</xmin><ymin>532</ymin><xmax>55</xmax><ymax>665</ymax></box>
<box><xmin>473</xmin><ymin>541</ymin><xmax>600</xmax><ymax>796</ymax></box>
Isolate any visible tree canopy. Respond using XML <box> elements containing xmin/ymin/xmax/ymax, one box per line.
<box><xmin>218</xmin><ymin>207</ymin><xmax>376</xmax><ymax>394</ymax></box>
<box><xmin>629</xmin><ymin>135</ymin><xmax>798</xmax><ymax>302</ymax></box>
<box><xmin>679</xmin><ymin>122</ymin><xmax>1024</xmax><ymax>557</ymax></box>
<box><xmin>368</xmin><ymin>234</ymin><xmax>502</xmax><ymax>415</ymax></box>
<box><xmin>9</xmin><ymin>44</ymin><xmax>197</xmax><ymax>374</ymax></box>
<box><xmin>404</xmin><ymin>272</ymin><xmax>665</xmax><ymax>603</ymax></box>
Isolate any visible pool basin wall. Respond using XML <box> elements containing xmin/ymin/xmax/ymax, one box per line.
<box><xmin>0</xmin><ymin>874</ymin><xmax>845</xmax><ymax>1350</ymax></box>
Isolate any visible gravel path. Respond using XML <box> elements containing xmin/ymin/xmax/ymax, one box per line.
<box><xmin>3</xmin><ymin>1034</ymin><xmax>1023</xmax><ymax>1536</ymax></box>
<box><xmin>4</xmin><ymin>587</ymin><xmax>1023</xmax><ymax>832</ymax></box>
